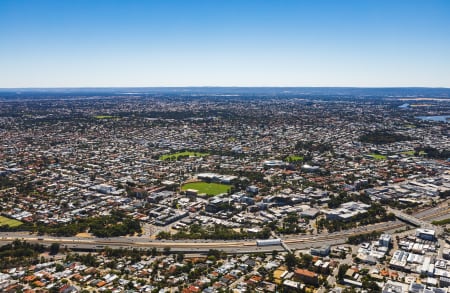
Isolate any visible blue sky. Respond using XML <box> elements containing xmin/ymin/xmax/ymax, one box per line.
<box><xmin>1</xmin><ymin>0</ymin><xmax>449</xmax><ymax>87</ymax></box>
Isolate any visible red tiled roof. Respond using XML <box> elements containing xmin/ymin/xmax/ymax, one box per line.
<box><xmin>294</xmin><ymin>268</ymin><xmax>317</xmax><ymax>278</ymax></box>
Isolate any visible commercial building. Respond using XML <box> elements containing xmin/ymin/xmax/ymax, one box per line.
<box><xmin>416</xmin><ymin>228</ymin><xmax>436</xmax><ymax>241</ymax></box>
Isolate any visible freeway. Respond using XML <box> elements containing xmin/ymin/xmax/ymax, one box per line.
<box><xmin>1</xmin><ymin>202</ymin><xmax>448</xmax><ymax>254</ymax></box>
<box><xmin>0</xmin><ymin>221</ymin><xmax>402</xmax><ymax>253</ymax></box>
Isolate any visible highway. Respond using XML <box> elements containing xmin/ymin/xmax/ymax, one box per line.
<box><xmin>1</xmin><ymin>202</ymin><xmax>448</xmax><ymax>254</ymax></box>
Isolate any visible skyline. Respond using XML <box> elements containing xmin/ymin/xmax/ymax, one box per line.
<box><xmin>1</xmin><ymin>0</ymin><xmax>450</xmax><ymax>88</ymax></box>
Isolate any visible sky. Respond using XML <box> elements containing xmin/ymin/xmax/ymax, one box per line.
<box><xmin>0</xmin><ymin>0</ymin><xmax>450</xmax><ymax>88</ymax></box>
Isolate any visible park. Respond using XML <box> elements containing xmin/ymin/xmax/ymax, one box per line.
<box><xmin>0</xmin><ymin>216</ymin><xmax>23</xmax><ymax>228</ymax></box>
<box><xmin>181</xmin><ymin>182</ymin><xmax>231</xmax><ymax>196</ymax></box>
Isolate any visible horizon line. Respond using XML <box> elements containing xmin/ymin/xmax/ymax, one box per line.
<box><xmin>1</xmin><ymin>85</ymin><xmax>450</xmax><ymax>90</ymax></box>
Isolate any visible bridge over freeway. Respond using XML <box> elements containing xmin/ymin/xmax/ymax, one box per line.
<box><xmin>388</xmin><ymin>207</ymin><xmax>429</xmax><ymax>227</ymax></box>
<box><xmin>387</xmin><ymin>205</ymin><xmax>449</xmax><ymax>236</ymax></box>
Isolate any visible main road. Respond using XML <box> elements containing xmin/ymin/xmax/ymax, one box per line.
<box><xmin>1</xmin><ymin>202</ymin><xmax>448</xmax><ymax>254</ymax></box>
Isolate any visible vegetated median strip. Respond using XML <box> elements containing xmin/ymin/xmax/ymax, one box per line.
<box><xmin>431</xmin><ymin>218</ymin><xmax>450</xmax><ymax>226</ymax></box>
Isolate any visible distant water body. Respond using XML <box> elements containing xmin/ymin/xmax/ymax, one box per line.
<box><xmin>416</xmin><ymin>115</ymin><xmax>450</xmax><ymax>123</ymax></box>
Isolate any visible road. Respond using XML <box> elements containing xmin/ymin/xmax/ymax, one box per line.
<box><xmin>1</xmin><ymin>201</ymin><xmax>448</xmax><ymax>254</ymax></box>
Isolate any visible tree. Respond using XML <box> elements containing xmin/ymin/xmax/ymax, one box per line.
<box><xmin>285</xmin><ymin>252</ymin><xmax>297</xmax><ymax>269</ymax></box>
<box><xmin>300</xmin><ymin>253</ymin><xmax>313</xmax><ymax>268</ymax></box>
<box><xmin>272</xmin><ymin>250</ymin><xmax>278</xmax><ymax>259</ymax></box>
<box><xmin>55</xmin><ymin>263</ymin><xmax>64</xmax><ymax>272</ymax></box>
<box><xmin>338</xmin><ymin>264</ymin><xmax>349</xmax><ymax>281</ymax></box>
<box><xmin>163</xmin><ymin>247</ymin><xmax>171</xmax><ymax>255</ymax></box>
<box><xmin>362</xmin><ymin>278</ymin><xmax>381</xmax><ymax>292</ymax></box>
<box><xmin>176</xmin><ymin>252</ymin><xmax>184</xmax><ymax>262</ymax></box>
<box><xmin>49</xmin><ymin>243</ymin><xmax>60</xmax><ymax>255</ymax></box>
<box><xmin>150</xmin><ymin>247</ymin><xmax>158</xmax><ymax>256</ymax></box>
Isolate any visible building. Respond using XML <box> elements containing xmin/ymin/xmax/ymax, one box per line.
<box><xmin>185</xmin><ymin>189</ymin><xmax>198</xmax><ymax>197</ymax></box>
<box><xmin>382</xmin><ymin>280</ymin><xmax>409</xmax><ymax>293</ymax></box>
<box><xmin>409</xmin><ymin>282</ymin><xmax>425</xmax><ymax>293</ymax></box>
<box><xmin>294</xmin><ymin>268</ymin><xmax>318</xmax><ymax>285</ymax></box>
<box><xmin>205</xmin><ymin>198</ymin><xmax>229</xmax><ymax>213</ymax></box>
<box><xmin>263</xmin><ymin>160</ymin><xmax>286</xmax><ymax>168</ymax></box>
<box><xmin>416</xmin><ymin>228</ymin><xmax>436</xmax><ymax>241</ymax></box>
<box><xmin>300</xmin><ymin>208</ymin><xmax>320</xmax><ymax>218</ymax></box>
<box><xmin>283</xmin><ymin>280</ymin><xmax>303</xmax><ymax>292</ymax></box>
<box><xmin>311</xmin><ymin>245</ymin><xmax>331</xmax><ymax>257</ymax></box>
<box><xmin>91</xmin><ymin>184</ymin><xmax>115</xmax><ymax>194</ymax></box>
<box><xmin>443</xmin><ymin>249</ymin><xmax>450</xmax><ymax>260</ymax></box>
<box><xmin>301</xmin><ymin>164</ymin><xmax>320</xmax><ymax>172</ymax></box>
<box><xmin>325</xmin><ymin>201</ymin><xmax>369</xmax><ymax>222</ymax></box>
<box><xmin>379</xmin><ymin>234</ymin><xmax>392</xmax><ymax>247</ymax></box>
<box><xmin>440</xmin><ymin>276</ymin><xmax>450</xmax><ymax>288</ymax></box>
<box><xmin>246</xmin><ymin>185</ymin><xmax>259</xmax><ymax>194</ymax></box>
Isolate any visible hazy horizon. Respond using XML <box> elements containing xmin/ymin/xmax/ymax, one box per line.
<box><xmin>1</xmin><ymin>86</ymin><xmax>450</xmax><ymax>90</ymax></box>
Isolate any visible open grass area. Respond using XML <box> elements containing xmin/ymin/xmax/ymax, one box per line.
<box><xmin>160</xmin><ymin>151</ymin><xmax>209</xmax><ymax>161</ymax></box>
<box><xmin>285</xmin><ymin>155</ymin><xmax>304</xmax><ymax>162</ymax></box>
<box><xmin>94</xmin><ymin>115</ymin><xmax>117</xmax><ymax>119</ymax></box>
<box><xmin>0</xmin><ymin>216</ymin><xmax>23</xmax><ymax>227</ymax></box>
<box><xmin>182</xmin><ymin>182</ymin><xmax>231</xmax><ymax>196</ymax></box>
<box><xmin>401</xmin><ymin>150</ymin><xmax>427</xmax><ymax>156</ymax></box>
<box><xmin>368</xmin><ymin>153</ymin><xmax>387</xmax><ymax>160</ymax></box>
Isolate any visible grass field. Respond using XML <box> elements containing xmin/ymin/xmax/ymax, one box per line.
<box><xmin>0</xmin><ymin>216</ymin><xmax>23</xmax><ymax>227</ymax></box>
<box><xmin>401</xmin><ymin>150</ymin><xmax>427</xmax><ymax>156</ymax></box>
<box><xmin>182</xmin><ymin>182</ymin><xmax>231</xmax><ymax>196</ymax></box>
<box><xmin>368</xmin><ymin>153</ymin><xmax>387</xmax><ymax>160</ymax></box>
<box><xmin>285</xmin><ymin>155</ymin><xmax>304</xmax><ymax>162</ymax></box>
<box><xmin>160</xmin><ymin>151</ymin><xmax>209</xmax><ymax>161</ymax></box>
<box><xmin>94</xmin><ymin>115</ymin><xmax>117</xmax><ymax>119</ymax></box>
<box><xmin>403</xmin><ymin>124</ymin><xmax>416</xmax><ymax>129</ymax></box>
